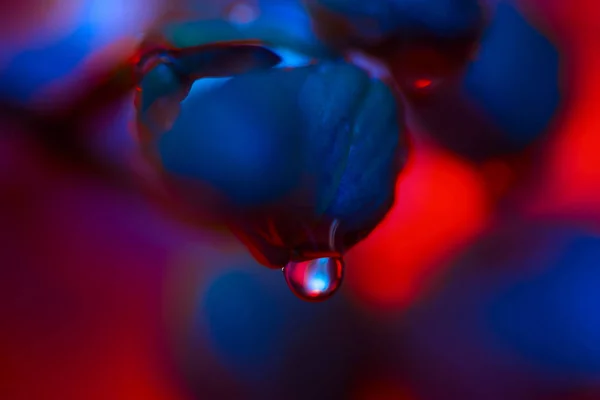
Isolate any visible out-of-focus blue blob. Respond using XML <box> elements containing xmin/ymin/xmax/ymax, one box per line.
<box><xmin>162</xmin><ymin>19</ymin><xmax>250</xmax><ymax>48</ymax></box>
<box><xmin>156</xmin><ymin>67</ymin><xmax>310</xmax><ymax>207</ymax></box>
<box><xmin>202</xmin><ymin>269</ymin><xmax>286</xmax><ymax>381</ymax></box>
<box><xmin>307</xmin><ymin>0</ymin><xmax>484</xmax><ymax>39</ymax></box>
<box><xmin>307</xmin><ymin>0</ymin><xmax>561</xmax><ymax>160</ymax></box>
<box><xmin>0</xmin><ymin>24</ymin><xmax>93</xmax><ymax>103</ymax></box>
<box><xmin>166</xmin><ymin>1</ymin><xmax>337</xmax><ymax>60</ymax></box>
<box><xmin>387</xmin><ymin>1</ymin><xmax>562</xmax><ymax>160</ymax></box>
<box><xmin>394</xmin><ymin>221</ymin><xmax>600</xmax><ymax>400</ymax></box>
<box><xmin>248</xmin><ymin>0</ymin><xmax>334</xmax><ymax>57</ymax></box>
<box><xmin>196</xmin><ymin>258</ymin><xmax>366</xmax><ymax>398</ymax></box>
<box><xmin>0</xmin><ymin>0</ymin><xmax>153</xmax><ymax>104</ymax></box>
<box><xmin>463</xmin><ymin>2</ymin><xmax>561</xmax><ymax>149</ymax></box>
<box><xmin>488</xmin><ymin>235</ymin><xmax>600</xmax><ymax>377</ymax></box>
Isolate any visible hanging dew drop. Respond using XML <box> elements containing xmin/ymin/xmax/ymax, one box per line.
<box><xmin>283</xmin><ymin>257</ymin><xmax>344</xmax><ymax>302</ymax></box>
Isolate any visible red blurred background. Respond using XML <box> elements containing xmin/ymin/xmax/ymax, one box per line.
<box><xmin>1</xmin><ymin>0</ymin><xmax>600</xmax><ymax>399</ymax></box>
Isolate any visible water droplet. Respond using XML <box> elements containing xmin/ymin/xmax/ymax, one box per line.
<box><xmin>283</xmin><ymin>257</ymin><xmax>344</xmax><ymax>302</ymax></box>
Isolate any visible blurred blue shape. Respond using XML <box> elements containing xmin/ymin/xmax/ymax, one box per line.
<box><xmin>167</xmin><ymin>1</ymin><xmax>336</xmax><ymax>59</ymax></box>
<box><xmin>392</xmin><ymin>223</ymin><xmax>600</xmax><ymax>400</ymax></box>
<box><xmin>463</xmin><ymin>2</ymin><xmax>561</xmax><ymax>148</ymax></box>
<box><xmin>306</xmin><ymin>0</ymin><xmax>561</xmax><ymax>160</ymax></box>
<box><xmin>197</xmin><ymin>258</ymin><xmax>364</xmax><ymax>398</ymax></box>
<box><xmin>252</xmin><ymin>0</ymin><xmax>327</xmax><ymax>50</ymax></box>
<box><xmin>0</xmin><ymin>0</ymin><xmax>151</xmax><ymax>104</ymax></box>
<box><xmin>202</xmin><ymin>269</ymin><xmax>286</xmax><ymax>381</ymax></box>
<box><xmin>230</xmin><ymin>0</ymin><xmax>338</xmax><ymax>59</ymax></box>
<box><xmin>488</xmin><ymin>234</ymin><xmax>600</xmax><ymax>377</ymax></box>
<box><xmin>0</xmin><ymin>24</ymin><xmax>93</xmax><ymax>103</ymax></box>
<box><xmin>310</xmin><ymin>0</ymin><xmax>483</xmax><ymax>38</ymax></box>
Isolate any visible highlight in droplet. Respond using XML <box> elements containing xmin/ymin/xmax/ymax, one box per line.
<box><xmin>283</xmin><ymin>257</ymin><xmax>344</xmax><ymax>302</ymax></box>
